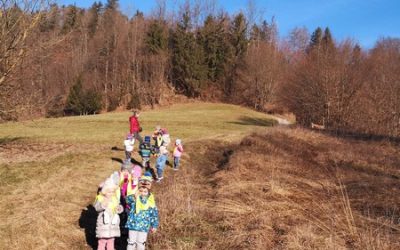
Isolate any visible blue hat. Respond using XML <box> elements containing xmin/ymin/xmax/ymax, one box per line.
<box><xmin>139</xmin><ymin>171</ymin><xmax>154</xmax><ymax>183</ymax></box>
<box><xmin>144</xmin><ymin>136</ymin><xmax>151</xmax><ymax>143</ymax></box>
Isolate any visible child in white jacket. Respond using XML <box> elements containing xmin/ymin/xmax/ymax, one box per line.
<box><xmin>124</xmin><ymin>133</ymin><xmax>135</xmax><ymax>161</ymax></box>
<box><xmin>94</xmin><ymin>176</ymin><xmax>124</xmax><ymax>250</ymax></box>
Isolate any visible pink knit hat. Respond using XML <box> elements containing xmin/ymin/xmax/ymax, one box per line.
<box><xmin>132</xmin><ymin>165</ymin><xmax>142</xmax><ymax>178</ymax></box>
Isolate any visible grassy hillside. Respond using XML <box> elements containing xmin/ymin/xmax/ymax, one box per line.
<box><xmin>1</xmin><ymin>103</ymin><xmax>399</xmax><ymax>249</ymax></box>
<box><xmin>0</xmin><ymin>103</ymin><xmax>276</xmax><ymax>249</ymax></box>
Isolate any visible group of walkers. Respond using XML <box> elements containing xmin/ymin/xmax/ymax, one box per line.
<box><xmin>93</xmin><ymin>110</ymin><xmax>184</xmax><ymax>250</ymax></box>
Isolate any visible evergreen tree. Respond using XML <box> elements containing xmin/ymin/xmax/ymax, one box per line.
<box><xmin>105</xmin><ymin>0</ymin><xmax>118</xmax><ymax>11</ymax></box>
<box><xmin>65</xmin><ymin>77</ymin><xmax>102</xmax><ymax>115</ymax></box>
<box><xmin>61</xmin><ymin>5</ymin><xmax>78</xmax><ymax>34</ymax></box>
<box><xmin>145</xmin><ymin>20</ymin><xmax>168</xmax><ymax>54</ymax></box>
<box><xmin>250</xmin><ymin>19</ymin><xmax>277</xmax><ymax>44</ymax></box>
<box><xmin>39</xmin><ymin>4</ymin><xmax>59</xmax><ymax>32</ymax></box>
<box><xmin>260</xmin><ymin>19</ymin><xmax>278</xmax><ymax>43</ymax></box>
<box><xmin>134</xmin><ymin>10</ymin><xmax>144</xmax><ymax>19</ymax></box>
<box><xmin>229</xmin><ymin>13</ymin><xmax>248</xmax><ymax>59</ymax></box>
<box><xmin>250</xmin><ymin>23</ymin><xmax>261</xmax><ymax>41</ymax></box>
<box><xmin>87</xmin><ymin>2</ymin><xmax>102</xmax><ymax>38</ymax></box>
<box><xmin>65</xmin><ymin>77</ymin><xmax>84</xmax><ymax>114</ymax></box>
<box><xmin>307</xmin><ymin>27</ymin><xmax>323</xmax><ymax>52</ymax></box>
<box><xmin>83</xmin><ymin>90</ymin><xmax>102</xmax><ymax>114</ymax></box>
<box><xmin>199</xmin><ymin>15</ymin><xmax>230</xmax><ymax>82</ymax></box>
<box><xmin>225</xmin><ymin>13</ymin><xmax>248</xmax><ymax>96</ymax></box>
<box><xmin>127</xmin><ymin>90</ymin><xmax>141</xmax><ymax>110</ymax></box>
<box><xmin>171</xmin><ymin>11</ymin><xmax>207</xmax><ymax>97</ymax></box>
<box><xmin>322</xmin><ymin>27</ymin><xmax>335</xmax><ymax>52</ymax></box>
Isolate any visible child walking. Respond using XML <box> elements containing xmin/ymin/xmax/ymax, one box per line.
<box><xmin>126</xmin><ymin>176</ymin><xmax>159</xmax><ymax>250</ymax></box>
<box><xmin>139</xmin><ymin>136</ymin><xmax>157</xmax><ymax>180</ymax></box>
<box><xmin>119</xmin><ymin>161</ymin><xmax>142</xmax><ymax>211</ymax></box>
<box><xmin>173</xmin><ymin>139</ymin><xmax>183</xmax><ymax>171</ymax></box>
<box><xmin>124</xmin><ymin>133</ymin><xmax>135</xmax><ymax>162</ymax></box>
<box><xmin>94</xmin><ymin>176</ymin><xmax>124</xmax><ymax>250</ymax></box>
<box><xmin>155</xmin><ymin>142</ymin><xmax>169</xmax><ymax>182</ymax></box>
<box><xmin>139</xmin><ymin>136</ymin><xmax>153</xmax><ymax>169</ymax></box>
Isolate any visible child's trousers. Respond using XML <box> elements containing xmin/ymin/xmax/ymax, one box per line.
<box><xmin>174</xmin><ymin>156</ymin><xmax>180</xmax><ymax>169</ymax></box>
<box><xmin>98</xmin><ymin>238</ymin><xmax>114</xmax><ymax>250</ymax></box>
<box><xmin>156</xmin><ymin>154</ymin><xmax>168</xmax><ymax>178</ymax></box>
<box><xmin>125</xmin><ymin>150</ymin><xmax>132</xmax><ymax>160</ymax></box>
<box><xmin>127</xmin><ymin>230</ymin><xmax>148</xmax><ymax>250</ymax></box>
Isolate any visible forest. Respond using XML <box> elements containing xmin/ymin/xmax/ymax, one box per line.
<box><xmin>1</xmin><ymin>0</ymin><xmax>399</xmax><ymax>138</ymax></box>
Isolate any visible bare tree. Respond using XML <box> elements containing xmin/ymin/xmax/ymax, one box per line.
<box><xmin>0</xmin><ymin>0</ymin><xmax>47</xmax><ymax>85</ymax></box>
<box><xmin>0</xmin><ymin>0</ymin><xmax>48</xmax><ymax>119</ymax></box>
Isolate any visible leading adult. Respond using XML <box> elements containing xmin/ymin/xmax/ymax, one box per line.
<box><xmin>129</xmin><ymin>110</ymin><xmax>143</xmax><ymax>144</ymax></box>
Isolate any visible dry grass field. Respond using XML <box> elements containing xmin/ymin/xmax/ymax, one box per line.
<box><xmin>1</xmin><ymin>103</ymin><xmax>399</xmax><ymax>249</ymax></box>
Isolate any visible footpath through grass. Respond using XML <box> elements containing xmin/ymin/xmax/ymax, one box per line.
<box><xmin>0</xmin><ymin>103</ymin><xmax>277</xmax><ymax>249</ymax></box>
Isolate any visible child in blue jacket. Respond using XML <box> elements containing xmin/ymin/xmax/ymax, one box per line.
<box><xmin>126</xmin><ymin>175</ymin><xmax>159</xmax><ymax>250</ymax></box>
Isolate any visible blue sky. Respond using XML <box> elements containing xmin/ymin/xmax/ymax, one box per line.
<box><xmin>58</xmin><ymin>0</ymin><xmax>400</xmax><ymax>48</ymax></box>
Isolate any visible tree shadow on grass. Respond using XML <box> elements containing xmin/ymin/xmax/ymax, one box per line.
<box><xmin>227</xmin><ymin>116</ymin><xmax>277</xmax><ymax>127</ymax></box>
<box><xmin>0</xmin><ymin>136</ymin><xmax>24</xmax><ymax>145</ymax></box>
<box><xmin>323</xmin><ymin>129</ymin><xmax>400</xmax><ymax>145</ymax></box>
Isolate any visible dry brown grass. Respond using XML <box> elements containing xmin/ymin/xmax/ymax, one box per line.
<box><xmin>1</xmin><ymin>103</ymin><xmax>399</xmax><ymax>249</ymax></box>
<box><xmin>186</xmin><ymin>128</ymin><xmax>400</xmax><ymax>250</ymax></box>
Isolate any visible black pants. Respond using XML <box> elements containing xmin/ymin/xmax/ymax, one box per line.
<box><xmin>125</xmin><ymin>151</ymin><xmax>132</xmax><ymax>160</ymax></box>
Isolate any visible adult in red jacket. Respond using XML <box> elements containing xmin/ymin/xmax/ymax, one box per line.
<box><xmin>129</xmin><ymin>111</ymin><xmax>143</xmax><ymax>144</ymax></box>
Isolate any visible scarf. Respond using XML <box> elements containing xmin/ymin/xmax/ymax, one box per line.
<box><xmin>135</xmin><ymin>193</ymin><xmax>156</xmax><ymax>214</ymax></box>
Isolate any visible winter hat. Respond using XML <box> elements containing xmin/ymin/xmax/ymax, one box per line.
<box><xmin>139</xmin><ymin>172</ymin><xmax>153</xmax><ymax>189</ymax></box>
<box><xmin>101</xmin><ymin>177</ymin><xmax>118</xmax><ymax>194</ymax></box>
<box><xmin>110</xmin><ymin>171</ymin><xmax>120</xmax><ymax>186</ymax></box>
<box><xmin>121</xmin><ymin>160</ymin><xmax>133</xmax><ymax>172</ymax></box>
<box><xmin>139</xmin><ymin>171</ymin><xmax>153</xmax><ymax>183</ymax></box>
<box><xmin>132</xmin><ymin>165</ymin><xmax>142</xmax><ymax>178</ymax></box>
<box><xmin>175</xmin><ymin>139</ymin><xmax>182</xmax><ymax>145</ymax></box>
<box><xmin>144</xmin><ymin>136</ymin><xmax>151</xmax><ymax>143</ymax></box>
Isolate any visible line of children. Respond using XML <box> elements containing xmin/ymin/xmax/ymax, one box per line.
<box><xmin>94</xmin><ymin>165</ymin><xmax>159</xmax><ymax>250</ymax></box>
<box><xmin>94</xmin><ymin>123</ymin><xmax>184</xmax><ymax>249</ymax></box>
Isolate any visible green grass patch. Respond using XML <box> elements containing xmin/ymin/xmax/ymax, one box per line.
<box><xmin>0</xmin><ymin>103</ymin><xmax>276</xmax><ymax>144</ymax></box>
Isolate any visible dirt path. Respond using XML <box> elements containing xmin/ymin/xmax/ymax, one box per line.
<box><xmin>271</xmin><ymin>115</ymin><xmax>291</xmax><ymax>126</ymax></box>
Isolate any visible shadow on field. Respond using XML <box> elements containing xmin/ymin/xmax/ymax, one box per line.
<box><xmin>0</xmin><ymin>136</ymin><xmax>24</xmax><ymax>145</ymax></box>
<box><xmin>79</xmin><ymin>205</ymin><xmax>98</xmax><ymax>249</ymax></box>
<box><xmin>228</xmin><ymin>116</ymin><xmax>276</xmax><ymax>127</ymax></box>
<box><xmin>111</xmin><ymin>157</ymin><xmax>143</xmax><ymax>167</ymax></box>
<box><xmin>111</xmin><ymin>146</ymin><xmax>124</xmax><ymax>151</ymax></box>
<box><xmin>321</xmin><ymin>129</ymin><xmax>400</xmax><ymax>144</ymax></box>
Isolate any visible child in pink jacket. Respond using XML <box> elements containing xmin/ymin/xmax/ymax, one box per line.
<box><xmin>173</xmin><ymin>139</ymin><xmax>183</xmax><ymax>171</ymax></box>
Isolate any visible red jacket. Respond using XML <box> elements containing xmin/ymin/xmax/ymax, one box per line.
<box><xmin>129</xmin><ymin>116</ymin><xmax>140</xmax><ymax>134</ymax></box>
